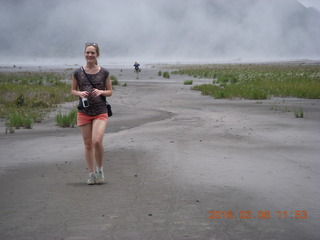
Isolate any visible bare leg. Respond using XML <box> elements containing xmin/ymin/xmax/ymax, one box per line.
<box><xmin>80</xmin><ymin>123</ymin><xmax>95</xmax><ymax>173</ymax></box>
<box><xmin>92</xmin><ymin>119</ymin><xmax>107</xmax><ymax>168</ymax></box>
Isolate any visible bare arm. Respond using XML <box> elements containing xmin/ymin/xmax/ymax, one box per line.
<box><xmin>105</xmin><ymin>75</ymin><xmax>112</xmax><ymax>97</ymax></box>
<box><xmin>71</xmin><ymin>76</ymin><xmax>89</xmax><ymax>98</ymax></box>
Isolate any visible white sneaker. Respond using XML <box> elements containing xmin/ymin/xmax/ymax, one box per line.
<box><xmin>96</xmin><ymin>170</ymin><xmax>104</xmax><ymax>184</ymax></box>
<box><xmin>87</xmin><ymin>172</ymin><xmax>96</xmax><ymax>185</ymax></box>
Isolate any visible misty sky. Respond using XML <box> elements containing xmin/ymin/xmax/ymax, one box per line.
<box><xmin>0</xmin><ymin>0</ymin><xmax>319</xmax><ymax>64</ymax></box>
<box><xmin>298</xmin><ymin>0</ymin><xmax>320</xmax><ymax>11</ymax></box>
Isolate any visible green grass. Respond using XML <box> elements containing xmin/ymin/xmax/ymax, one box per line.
<box><xmin>0</xmin><ymin>71</ymin><xmax>75</xmax><ymax>132</ymax></box>
<box><xmin>5</xmin><ymin>112</ymin><xmax>34</xmax><ymax>133</ymax></box>
<box><xmin>55</xmin><ymin>108</ymin><xmax>77</xmax><ymax>127</ymax></box>
<box><xmin>172</xmin><ymin>64</ymin><xmax>320</xmax><ymax>100</ymax></box>
<box><xmin>184</xmin><ymin>80</ymin><xmax>193</xmax><ymax>85</ymax></box>
<box><xmin>110</xmin><ymin>75</ymin><xmax>119</xmax><ymax>85</ymax></box>
<box><xmin>162</xmin><ymin>71</ymin><xmax>170</xmax><ymax>79</ymax></box>
<box><xmin>294</xmin><ymin>108</ymin><xmax>304</xmax><ymax>118</ymax></box>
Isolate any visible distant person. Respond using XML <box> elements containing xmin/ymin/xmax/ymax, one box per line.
<box><xmin>71</xmin><ymin>42</ymin><xmax>112</xmax><ymax>185</ymax></box>
<box><xmin>134</xmin><ymin>61</ymin><xmax>140</xmax><ymax>79</ymax></box>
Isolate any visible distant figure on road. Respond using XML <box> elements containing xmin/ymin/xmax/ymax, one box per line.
<box><xmin>134</xmin><ymin>61</ymin><xmax>140</xmax><ymax>79</ymax></box>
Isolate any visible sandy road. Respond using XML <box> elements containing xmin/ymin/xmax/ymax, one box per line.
<box><xmin>0</xmin><ymin>67</ymin><xmax>320</xmax><ymax>240</ymax></box>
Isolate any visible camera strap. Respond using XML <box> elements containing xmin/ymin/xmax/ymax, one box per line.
<box><xmin>82</xmin><ymin>67</ymin><xmax>107</xmax><ymax>102</ymax></box>
<box><xmin>82</xmin><ymin>67</ymin><xmax>97</xmax><ymax>88</ymax></box>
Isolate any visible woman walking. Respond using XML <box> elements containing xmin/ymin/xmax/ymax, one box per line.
<box><xmin>71</xmin><ymin>42</ymin><xmax>112</xmax><ymax>185</ymax></box>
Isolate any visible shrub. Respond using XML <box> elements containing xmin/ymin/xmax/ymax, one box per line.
<box><xmin>6</xmin><ymin>112</ymin><xmax>34</xmax><ymax>129</ymax></box>
<box><xmin>295</xmin><ymin>109</ymin><xmax>304</xmax><ymax>118</ymax></box>
<box><xmin>15</xmin><ymin>94</ymin><xmax>25</xmax><ymax>106</ymax></box>
<box><xmin>110</xmin><ymin>75</ymin><xmax>119</xmax><ymax>85</ymax></box>
<box><xmin>55</xmin><ymin>108</ymin><xmax>77</xmax><ymax>128</ymax></box>
<box><xmin>184</xmin><ymin>80</ymin><xmax>193</xmax><ymax>85</ymax></box>
<box><xmin>163</xmin><ymin>71</ymin><xmax>170</xmax><ymax>79</ymax></box>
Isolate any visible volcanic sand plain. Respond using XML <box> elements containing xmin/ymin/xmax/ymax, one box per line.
<box><xmin>0</xmin><ymin>64</ymin><xmax>320</xmax><ymax>240</ymax></box>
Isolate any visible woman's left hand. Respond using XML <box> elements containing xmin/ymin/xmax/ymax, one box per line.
<box><xmin>92</xmin><ymin>88</ymin><xmax>103</xmax><ymax>98</ymax></box>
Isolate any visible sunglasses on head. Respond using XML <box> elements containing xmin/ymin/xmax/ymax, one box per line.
<box><xmin>85</xmin><ymin>42</ymin><xmax>98</xmax><ymax>47</ymax></box>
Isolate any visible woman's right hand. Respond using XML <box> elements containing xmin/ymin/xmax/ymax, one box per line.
<box><xmin>78</xmin><ymin>91</ymin><xmax>89</xmax><ymax>98</ymax></box>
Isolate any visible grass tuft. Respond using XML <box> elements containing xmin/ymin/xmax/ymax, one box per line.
<box><xmin>294</xmin><ymin>109</ymin><xmax>304</xmax><ymax>118</ymax></box>
<box><xmin>55</xmin><ymin>108</ymin><xmax>77</xmax><ymax>128</ymax></box>
<box><xmin>6</xmin><ymin>112</ymin><xmax>34</xmax><ymax>132</ymax></box>
<box><xmin>110</xmin><ymin>75</ymin><xmax>119</xmax><ymax>85</ymax></box>
<box><xmin>184</xmin><ymin>80</ymin><xmax>193</xmax><ymax>85</ymax></box>
<box><xmin>162</xmin><ymin>71</ymin><xmax>170</xmax><ymax>79</ymax></box>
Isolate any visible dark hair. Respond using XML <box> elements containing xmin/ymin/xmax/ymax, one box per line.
<box><xmin>85</xmin><ymin>42</ymin><xmax>100</xmax><ymax>65</ymax></box>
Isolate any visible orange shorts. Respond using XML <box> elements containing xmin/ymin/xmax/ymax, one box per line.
<box><xmin>77</xmin><ymin>112</ymin><xmax>108</xmax><ymax>126</ymax></box>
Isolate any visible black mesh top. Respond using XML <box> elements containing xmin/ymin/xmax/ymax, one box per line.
<box><xmin>73</xmin><ymin>67</ymin><xmax>110</xmax><ymax>116</ymax></box>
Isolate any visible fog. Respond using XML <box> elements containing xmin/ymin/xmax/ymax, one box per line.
<box><xmin>0</xmin><ymin>0</ymin><xmax>320</xmax><ymax>65</ymax></box>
